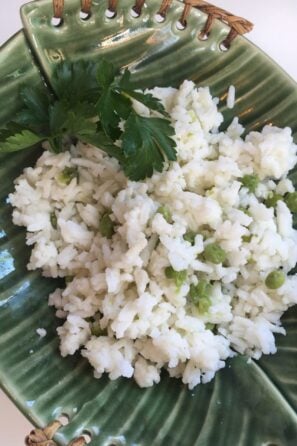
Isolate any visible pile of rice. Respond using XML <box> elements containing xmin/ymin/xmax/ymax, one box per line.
<box><xmin>10</xmin><ymin>81</ymin><xmax>297</xmax><ymax>389</ymax></box>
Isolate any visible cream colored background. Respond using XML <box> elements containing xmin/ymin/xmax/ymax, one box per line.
<box><xmin>0</xmin><ymin>1</ymin><xmax>297</xmax><ymax>445</ymax></box>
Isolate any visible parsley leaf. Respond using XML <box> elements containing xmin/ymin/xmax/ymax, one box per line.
<box><xmin>122</xmin><ymin>89</ymin><xmax>168</xmax><ymax>116</ymax></box>
<box><xmin>49</xmin><ymin>101</ymin><xmax>97</xmax><ymax>137</ymax></box>
<box><xmin>96</xmin><ymin>59</ymin><xmax>116</xmax><ymax>89</ymax></box>
<box><xmin>80</xmin><ymin>131</ymin><xmax>124</xmax><ymax>163</ymax></box>
<box><xmin>121</xmin><ymin>113</ymin><xmax>177</xmax><ymax>180</ymax></box>
<box><xmin>46</xmin><ymin>101</ymin><xmax>98</xmax><ymax>152</ymax></box>
<box><xmin>49</xmin><ymin>101</ymin><xmax>69</xmax><ymax>135</ymax></box>
<box><xmin>52</xmin><ymin>61</ymin><xmax>100</xmax><ymax>105</ymax></box>
<box><xmin>119</xmin><ymin>69</ymin><xmax>168</xmax><ymax>116</ymax></box>
<box><xmin>95</xmin><ymin>60</ymin><xmax>131</xmax><ymax>139</ymax></box>
<box><xmin>15</xmin><ymin>86</ymin><xmax>52</xmax><ymax>135</ymax></box>
<box><xmin>97</xmin><ymin>89</ymin><xmax>131</xmax><ymax>140</ymax></box>
<box><xmin>68</xmin><ymin>102</ymin><xmax>98</xmax><ymax>136</ymax></box>
<box><xmin>1</xmin><ymin>59</ymin><xmax>178</xmax><ymax>181</ymax></box>
<box><xmin>0</xmin><ymin>129</ymin><xmax>44</xmax><ymax>152</ymax></box>
<box><xmin>0</xmin><ymin>123</ymin><xmax>27</xmax><ymax>141</ymax></box>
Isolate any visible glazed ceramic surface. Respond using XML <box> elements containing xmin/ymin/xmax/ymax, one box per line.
<box><xmin>0</xmin><ymin>1</ymin><xmax>297</xmax><ymax>445</ymax></box>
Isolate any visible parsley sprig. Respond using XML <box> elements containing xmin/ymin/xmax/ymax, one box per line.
<box><xmin>0</xmin><ymin>60</ymin><xmax>177</xmax><ymax>180</ymax></box>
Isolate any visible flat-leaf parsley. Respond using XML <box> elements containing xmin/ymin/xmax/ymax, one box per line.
<box><xmin>0</xmin><ymin>60</ymin><xmax>177</xmax><ymax>181</ymax></box>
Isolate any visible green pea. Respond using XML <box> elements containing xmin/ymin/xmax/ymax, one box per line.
<box><xmin>91</xmin><ymin>322</ymin><xmax>107</xmax><ymax>337</ymax></box>
<box><xmin>265</xmin><ymin>192</ymin><xmax>283</xmax><ymax>208</ymax></box>
<box><xmin>157</xmin><ymin>206</ymin><xmax>172</xmax><ymax>223</ymax></box>
<box><xmin>57</xmin><ymin>167</ymin><xmax>79</xmax><ymax>185</ymax></box>
<box><xmin>50</xmin><ymin>212</ymin><xmax>57</xmax><ymax>229</ymax></box>
<box><xmin>240</xmin><ymin>174</ymin><xmax>259</xmax><ymax>193</ymax></box>
<box><xmin>189</xmin><ymin>280</ymin><xmax>212</xmax><ymax>305</ymax></box>
<box><xmin>165</xmin><ymin>266</ymin><xmax>175</xmax><ymax>279</ymax></box>
<box><xmin>265</xmin><ymin>271</ymin><xmax>285</xmax><ymax>290</ymax></box>
<box><xmin>203</xmin><ymin>243</ymin><xmax>226</xmax><ymax>264</ymax></box>
<box><xmin>184</xmin><ymin>231</ymin><xmax>196</xmax><ymax>245</ymax></box>
<box><xmin>65</xmin><ymin>276</ymin><xmax>73</xmax><ymax>284</ymax></box>
<box><xmin>99</xmin><ymin>213</ymin><xmax>115</xmax><ymax>239</ymax></box>
<box><xmin>242</xmin><ymin>234</ymin><xmax>252</xmax><ymax>243</ymax></box>
<box><xmin>285</xmin><ymin>192</ymin><xmax>297</xmax><ymax>212</ymax></box>
<box><xmin>165</xmin><ymin>266</ymin><xmax>187</xmax><ymax>288</ymax></box>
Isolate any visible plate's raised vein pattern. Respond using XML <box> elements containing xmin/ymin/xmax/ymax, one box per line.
<box><xmin>0</xmin><ymin>1</ymin><xmax>297</xmax><ymax>445</ymax></box>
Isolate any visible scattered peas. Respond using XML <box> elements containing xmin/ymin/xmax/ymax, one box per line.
<box><xmin>65</xmin><ymin>276</ymin><xmax>73</xmax><ymax>284</ymax></box>
<box><xmin>203</xmin><ymin>243</ymin><xmax>227</xmax><ymax>264</ymax></box>
<box><xmin>242</xmin><ymin>234</ymin><xmax>252</xmax><ymax>243</ymax></box>
<box><xmin>165</xmin><ymin>266</ymin><xmax>187</xmax><ymax>289</ymax></box>
<box><xmin>285</xmin><ymin>192</ymin><xmax>297</xmax><ymax>213</ymax></box>
<box><xmin>50</xmin><ymin>211</ymin><xmax>57</xmax><ymax>229</ymax></box>
<box><xmin>240</xmin><ymin>174</ymin><xmax>259</xmax><ymax>193</ymax></box>
<box><xmin>184</xmin><ymin>231</ymin><xmax>196</xmax><ymax>245</ymax></box>
<box><xmin>265</xmin><ymin>270</ymin><xmax>285</xmax><ymax>290</ymax></box>
<box><xmin>265</xmin><ymin>192</ymin><xmax>283</xmax><ymax>208</ymax></box>
<box><xmin>157</xmin><ymin>206</ymin><xmax>172</xmax><ymax>223</ymax></box>
<box><xmin>99</xmin><ymin>213</ymin><xmax>115</xmax><ymax>239</ymax></box>
<box><xmin>57</xmin><ymin>167</ymin><xmax>79</xmax><ymax>185</ymax></box>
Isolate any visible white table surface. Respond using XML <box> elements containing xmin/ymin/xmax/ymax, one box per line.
<box><xmin>0</xmin><ymin>1</ymin><xmax>297</xmax><ymax>445</ymax></box>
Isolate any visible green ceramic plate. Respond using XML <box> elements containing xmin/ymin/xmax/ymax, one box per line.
<box><xmin>0</xmin><ymin>1</ymin><xmax>297</xmax><ymax>445</ymax></box>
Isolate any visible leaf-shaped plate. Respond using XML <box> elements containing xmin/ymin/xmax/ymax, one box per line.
<box><xmin>0</xmin><ymin>1</ymin><xmax>297</xmax><ymax>445</ymax></box>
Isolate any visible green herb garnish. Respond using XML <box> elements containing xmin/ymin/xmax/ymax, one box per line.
<box><xmin>121</xmin><ymin>113</ymin><xmax>176</xmax><ymax>181</ymax></box>
<box><xmin>0</xmin><ymin>60</ymin><xmax>177</xmax><ymax>181</ymax></box>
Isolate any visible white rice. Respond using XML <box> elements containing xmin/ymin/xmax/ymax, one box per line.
<box><xmin>10</xmin><ymin>81</ymin><xmax>297</xmax><ymax>389</ymax></box>
<box><xmin>227</xmin><ymin>85</ymin><xmax>236</xmax><ymax>109</ymax></box>
<box><xmin>36</xmin><ymin>328</ymin><xmax>47</xmax><ymax>338</ymax></box>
